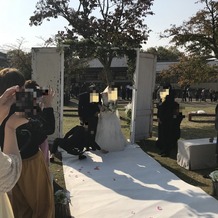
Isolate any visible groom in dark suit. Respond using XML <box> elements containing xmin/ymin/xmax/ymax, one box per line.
<box><xmin>78</xmin><ymin>83</ymin><xmax>101</xmax><ymax>151</ymax></box>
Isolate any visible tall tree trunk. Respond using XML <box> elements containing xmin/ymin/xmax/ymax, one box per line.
<box><xmin>98</xmin><ymin>53</ymin><xmax>113</xmax><ymax>86</ymax></box>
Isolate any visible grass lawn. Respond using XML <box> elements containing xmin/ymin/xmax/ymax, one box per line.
<box><xmin>50</xmin><ymin>98</ymin><xmax>218</xmax><ymax>201</ymax></box>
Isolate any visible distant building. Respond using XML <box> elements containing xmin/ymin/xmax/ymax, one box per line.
<box><xmin>156</xmin><ymin>61</ymin><xmax>178</xmax><ymax>73</ymax></box>
<box><xmin>78</xmin><ymin>57</ymin><xmax>130</xmax><ymax>85</ymax></box>
<box><xmin>73</xmin><ymin>57</ymin><xmax>178</xmax><ymax>86</ymax></box>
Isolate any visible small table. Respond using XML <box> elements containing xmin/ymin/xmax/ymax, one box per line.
<box><xmin>177</xmin><ymin>138</ymin><xmax>217</xmax><ymax>170</ymax></box>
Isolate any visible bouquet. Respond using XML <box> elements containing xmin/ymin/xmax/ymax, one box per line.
<box><xmin>54</xmin><ymin>189</ymin><xmax>71</xmax><ymax>205</ymax></box>
<box><xmin>125</xmin><ymin>102</ymin><xmax>132</xmax><ymax>114</ymax></box>
<box><xmin>125</xmin><ymin>102</ymin><xmax>132</xmax><ymax>125</ymax></box>
<box><xmin>102</xmin><ymin>101</ymin><xmax>117</xmax><ymax>113</ymax></box>
<box><xmin>209</xmin><ymin>170</ymin><xmax>218</xmax><ymax>182</ymax></box>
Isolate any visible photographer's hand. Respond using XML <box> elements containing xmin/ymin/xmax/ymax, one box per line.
<box><xmin>42</xmin><ymin>88</ymin><xmax>55</xmax><ymax>108</ymax></box>
<box><xmin>3</xmin><ymin>113</ymin><xmax>28</xmax><ymax>155</ymax></box>
<box><xmin>0</xmin><ymin>86</ymin><xmax>18</xmax><ymax>124</ymax></box>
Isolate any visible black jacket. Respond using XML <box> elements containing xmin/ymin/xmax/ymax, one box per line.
<box><xmin>0</xmin><ymin>107</ymin><xmax>55</xmax><ymax>159</ymax></box>
<box><xmin>78</xmin><ymin>91</ymin><xmax>101</xmax><ymax>121</ymax></box>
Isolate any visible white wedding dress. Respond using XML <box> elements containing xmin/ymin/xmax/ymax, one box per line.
<box><xmin>95</xmin><ymin>89</ymin><xmax>127</xmax><ymax>152</ymax></box>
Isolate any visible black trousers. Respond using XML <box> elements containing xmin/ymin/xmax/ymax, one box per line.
<box><xmin>51</xmin><ymin>138</ymin><xmax>84</xmax><ymax>155</ymax></box>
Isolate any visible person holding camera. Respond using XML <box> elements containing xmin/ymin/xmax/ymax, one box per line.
<box><xmin>0</xmin><ymin>68</ymin><xmax>55</xmax><ymax>218</ymax></box>
<box><xmin>24</xmin><ymin>80</ymin><xmax>55</xmax><ymax>165</ymax></box>
<box><xmin>0</xmin><ymin>85</ymin><xmax>29</xmax><ymax>218</ymax></box>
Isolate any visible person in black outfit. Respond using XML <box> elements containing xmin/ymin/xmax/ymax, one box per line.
<box><xmin>24</xmin><ymin>79</ymin><xmax>57</xmax><ymax>165</ymax></box>
<box><xmin>181</xmin><ymin>88</ymin><xmax>187</xmax><ymax>102</ymax></box>
<box><xmin>120</xmin><ymin>85</ymin><xmax>126</xmax><ymax>100</ymax></box>
<box><xmin>50</xmin><ymin>124</ymin><xmax>101</xmax><ymax>160</ymax></box>
<box><xmin>51</xmin><ymin>125</ymin><xmax>86</xmax><ymax>156</ymax></box>
<box><xmin>0</xmin><ymin>68</ymin><xmax>55</xmax><ymax>217</ymax></box>
<box><xmin>157</xmin><ymin>87</ymin><xmax>184</xmax><ymax>157</ymax></box>
<box><xmin>78</xmin><ymin>84</ymin><xmax>101</xmax><ymax>152</ymax></box>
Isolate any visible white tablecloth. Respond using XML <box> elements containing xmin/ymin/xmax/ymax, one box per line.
<box><xmin>177</xmin><ymin>138</ymin><xmax>217</xmax><ymax>170</ymax></box>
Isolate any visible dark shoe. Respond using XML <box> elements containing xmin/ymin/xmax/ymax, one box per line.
<box><xmin>161</xmin><ymin>153</ymin><xmax>169</xmax><ymax>157</ymax></box>
<box><xmin>203</xmin><ymin>174</ymin><xmax>210</xmax><ymax>179</ymax></box>
<box><xmin>95</xmin><ymin>144</ymin><xmax>101</xmax><ymax>150</ymax></box>
<box><xmin>101</xmin><ymin>149</ymin><xmax>109</xmax><ymax>154</ymax></box>
<box><xmin>158</xmin><ymin>151</ymin><xmax>165</xmax><ymax>155</ymax></box>
<box><xmin>50</xmin><ymin>157</ymin><xmax>55</xmax><ymax>163</ymax></box>
<box><xmin>78</xmin><ymin>154</ymin><xmax>87</xmax><ymax>160</ymax></box>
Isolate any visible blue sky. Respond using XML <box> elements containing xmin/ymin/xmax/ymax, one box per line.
<box><xmin>0</xmin><ymin>0</ymin><xmax>204</xmax><ymax>52</ymax></box>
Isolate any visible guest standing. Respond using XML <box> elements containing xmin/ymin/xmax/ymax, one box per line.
<box><xmin>0</xmin><ymin>68</ymin><xmax>55</xmax><ymax>218</ymax></box>
<box><xmin>24</xmin><ymin>80</ymin><xmax>55</xmax><ymax>166</ymax></box>
<box><xmin>0</xmin><ymin>86</ymin><xmax>28</xmax><ymax>218</ymax></box>
<box><xmin>78</xmin><ymin>84</ymin><xmax>101</xmax><ymax>152</ymax></box>
<box><xmin>157</xmin><ymin>87</ymin><xmax>184</xmax><ymax>157</ymax></box>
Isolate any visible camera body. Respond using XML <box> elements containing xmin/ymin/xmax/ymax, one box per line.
<box><xmin>15</xmin><ymin>87</ymin><xmax>48</xmax><ymax>114</ymax></box>
<box><xmin>35</xmin><ymin>87</ymin><xmax>49</xmax><ymax>98</ymax></box>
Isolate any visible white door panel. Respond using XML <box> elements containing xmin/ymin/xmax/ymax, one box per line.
<box><xmin>31</xmin><ymin>47</ymin><xmax>64</xmax><ymax>142</ymax></box>
<box><xmin>131</xmin><ymin>52</ymin><xmax>157</xmax><ymax>143</ymax></box>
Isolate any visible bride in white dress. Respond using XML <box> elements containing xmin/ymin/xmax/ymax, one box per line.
<box><xmin>95</xmin><ymin>86</ymin><xmax>127</xmax><ymax>152</ymax></box>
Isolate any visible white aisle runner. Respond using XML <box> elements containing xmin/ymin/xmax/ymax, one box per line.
<box><xmin>62</xmin><ymin>144</ymin><xmax>218</xmax><ymax>218</ymax></box>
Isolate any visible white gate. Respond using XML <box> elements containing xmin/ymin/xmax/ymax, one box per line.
<box><xmin>130</xmin><ymin>51</ymin><xmax>157</xmax><ymax>143</ymax></box>
<box><xmin>31</xmin><ymin>48</ymin><xmax>156</xmax><ymax>144</ymax></box>
<box><xmin>31</xmin><ymin>47</ymin><xmax>64</xmax><ymax>141</ymax></box>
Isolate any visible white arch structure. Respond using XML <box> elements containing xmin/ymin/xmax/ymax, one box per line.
<box><xmin>31</xmin><ymin>47</ymin><xmax>157</xmax><ymax>143</ymax></box>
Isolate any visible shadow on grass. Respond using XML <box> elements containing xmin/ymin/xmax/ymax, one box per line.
<box><xmin>190</xmin><ymin>120</ymin><xmax>215</xmax><ymax>123</ymax></box>
<box><xmin>138</xmin><ymin>138</ymin><xmax>216</xmax><ymax>197</ymax></box>
<box><xmin>63</xmin><ymin>114</ymin><xmax>79</xmax><ymax>117</ymax></box>
<box><xmin>180</xmin><ymin>125</ymin><xmax>216</xmax><ymax>139</ymax></box>
<box><xmin>152</xmin><ymin>121</ymin><xmax>216</xmax><ymax>140</ymax></box>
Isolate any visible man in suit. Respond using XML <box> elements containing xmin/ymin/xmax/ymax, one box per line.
<box><xmin>78</xmin><ymin>84</ymin><xmax>101</xmax><ymax>151</ymax></box>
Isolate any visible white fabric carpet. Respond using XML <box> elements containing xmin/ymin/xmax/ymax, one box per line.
<box><xmin>62</xmin><ymin>144</ymin><xmax>218</xmax><ymax>218</ymax></box>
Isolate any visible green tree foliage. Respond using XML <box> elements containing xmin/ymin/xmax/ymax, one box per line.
<box><xmin>146</xmin><ymin>46</ymin><xmax>183</xmax><ymax>61</ymax></box>
<box><xmin>63</xmin><ymin>46</ymin><xmax>89</xmax><ymax>91</ymax></box>
<box><xmin>162</xmin><ymin>0</ymin><xmax>218</xmax><ymax>58</ymax></box>
<box><xmin>7</xmin><ymin>50</ymin><xmax>32</xmax><ymax>80</ymax></box>
<box><xmin>158</xmin><ymin>55</ymin><xmax>218</xmax><ymax>87</ymax></box>
<box><xmin>29</xmin><ymin>0</ymin><xmax>154</xmax><ymax>85</ymax></box>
